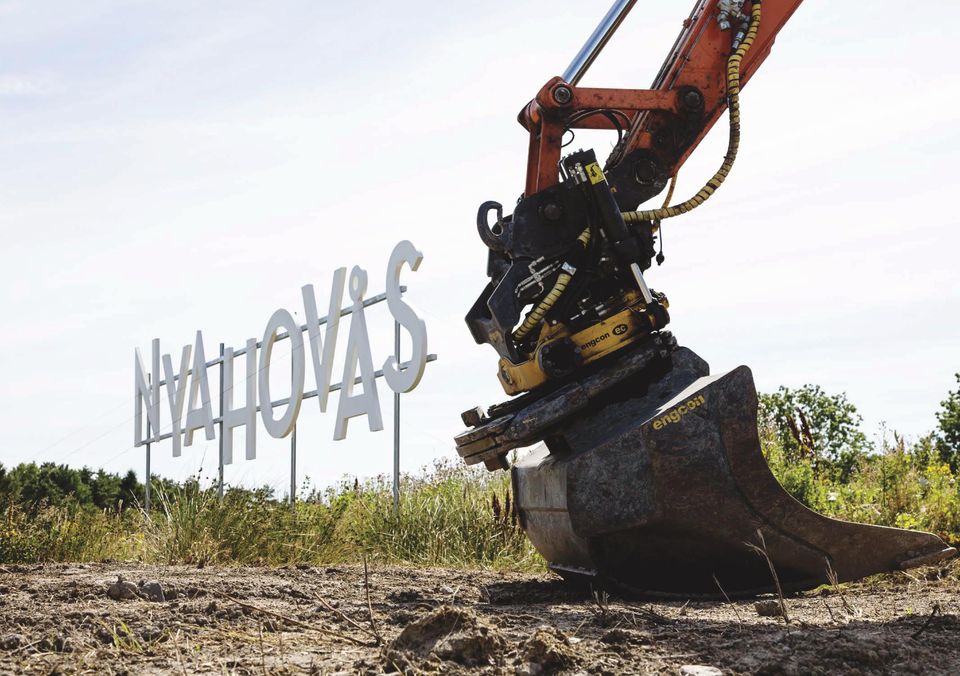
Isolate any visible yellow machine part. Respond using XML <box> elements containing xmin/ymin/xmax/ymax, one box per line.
<box><xmin>497</xmin><ymin>295</ymin><xmax>669</xmax><ymax>396</ymax></box>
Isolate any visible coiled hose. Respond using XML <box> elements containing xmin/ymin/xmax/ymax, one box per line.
<box><xmin>622</xmin><ymin>1</ymin><xmax>761</xmax><ymax>225</ymax></box>
<box><xmin>513</xmin><ymin>228</ymin><xmax>592</xmax><ymax>341</ymax></box>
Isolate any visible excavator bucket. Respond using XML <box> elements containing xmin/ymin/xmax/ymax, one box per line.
<box><xmin>457</xmin><ymin>340</ymin><xmax>956</xmax><ymax>597</ymax></box>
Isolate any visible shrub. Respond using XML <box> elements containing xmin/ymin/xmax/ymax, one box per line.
<box><xmin>760</xmin><ymin>385</ymin><xmax>873</xmax><ymax>482</ymax></box>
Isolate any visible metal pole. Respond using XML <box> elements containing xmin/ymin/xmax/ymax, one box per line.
<box><xmin>290</xmin><ymin>355</ymin><xmax>297</xmax><ymax>506</ymax></box>
<box><xmin>145</xmin><ymin>375</ymin><xmax>152</xmax><ymax>513</ymax></box>
<box><xmin>393</xmin><ymin>319</ymin><xmax>401</xmax><ymax>512</ymax></box>
<box><xmin>218</xmin><ymin>342</ymin><xmax>225</xmax><ymax>500</ymax></box>
<box><xmin>562</xmin><ymin>0</ymin><xmax>637</xmax><ymax>86</ymax></box>
<box><xmin>290</xmin><ymin>425</ymin><xmax>297</xmax><ymax>506</ymax></box>
<box><xmin>145</xmin><ymin>441</ymin><xmax>151</xmax><ymax>513</ymax></box>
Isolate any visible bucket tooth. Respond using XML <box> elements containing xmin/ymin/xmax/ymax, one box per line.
<box><xmin>512</xmin><ymin>352</ymin><xmax>956</xmax><ymax>597</ymax></box>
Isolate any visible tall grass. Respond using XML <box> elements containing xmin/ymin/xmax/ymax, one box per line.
<box><xmin>341</xmin><ymin>462</ymin><xmax>538</xmax><ymax>568</ymax></box>
<box><xmin>142</xmin><ymin>481</ymin><xmax>350</xmax><ymax>565</ymax></box>
<box><xmin>0</xmin><ymin>500</ymin><xmax>136</xmax><ymax>563</ymax></box>
<box><xmin>0</xmin><ymin>460</ymin><xmax>541</xmax><ymax>569</ymax></box>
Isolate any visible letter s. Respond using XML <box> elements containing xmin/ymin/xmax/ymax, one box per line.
<box><xmin>383</xmin><ymin>240</ymin><xmax>428</xmax><ymax>393</ymax></box>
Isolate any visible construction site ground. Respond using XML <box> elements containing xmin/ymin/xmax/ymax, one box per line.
<box><xmin>0</xmin><ymin>560</ymin><xmax>957</xmax><ymax>674</ymax></box>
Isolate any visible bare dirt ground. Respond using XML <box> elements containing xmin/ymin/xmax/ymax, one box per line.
<box><xmin>0</xmin><ymin>560</ymin><xmax>958</xmax><ymax>675</ymax></box>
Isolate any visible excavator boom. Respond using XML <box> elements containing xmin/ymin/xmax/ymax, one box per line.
<box><xmin>522</xmin><ymin>0</ymin><xmax>804</xmax><ymax>202</ymax></box>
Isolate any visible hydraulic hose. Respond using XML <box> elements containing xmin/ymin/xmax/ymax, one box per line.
<box><xmin>621</xmin><ymin>0</ymin><xmax>761</xmax><ymax>225</ymax></box>
<box><xmin>660</xmin><ymin>172</ymin><xmax>678</xmax><ymax>210</ymax></box>
<box><xmin>513</xmin><ymin>228</ymin><xmax>592</xmax><ymax>341</ymax></box>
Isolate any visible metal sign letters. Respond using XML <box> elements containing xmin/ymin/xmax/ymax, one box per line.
<box><xmin>133</xmin><ymin>240</ymin><xmax>432</xmax><ymax>462</ymax></box>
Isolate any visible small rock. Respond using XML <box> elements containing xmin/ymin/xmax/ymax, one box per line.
<box><xmin>107</xmin><ymin>578</ymin><xmax>140</xmax><ymax>601</ymax></box>
<box><xmin>680</xmin><ymin>666</ymin><xmax>722</xmax><ymax>676</ymax></box>
<box><xmin>754</xmin><ymin>599</ymin><xmax>783</xmax><ymax>617</ymax></box>
<box><xmin>139</xmin><ymin>580</ymin><xmax>176</xmax><ymax>602</ymax></box>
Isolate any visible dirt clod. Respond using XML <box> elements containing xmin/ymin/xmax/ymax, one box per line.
<box><xmin>516</xmin><ymin>627</ymin><xmax>578</xmax><ymax>675</ymax></box>
<box><xmin>599</xmin><ymin>627</ymin><xmax>632</xmax><ymax>644</ymax></box>
<box><xmin>106</xmin><ymin>578</ymin><xmax>140</xmax><ymax>601</ymax></box>
<box><xmin>0</xmin><ymin>633</ymin><xmax>26</xmax><ymax>650</ymax></box>
<box><xmin>388</xmin><ymin>589</ymin><xmax>424</xmax><ymax>603</ymax></box>
<box><xmin>384</xmin><ymin>605</ymin><xmax>505</xmax><ymax>672</ymax></box>
<box><xmin>754</xmin><ymin>599</ymin><xmax>784</xmax><ymax>617</ymax></box>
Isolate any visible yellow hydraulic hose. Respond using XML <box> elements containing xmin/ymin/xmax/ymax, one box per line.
<box><xmin>513</xmin><ymin>228</ymin><xmax>592</xmax><ymax>341</ymax></box>
<box><xmin>622</xmin><ymin>1</ymin><xmax>761</xmax><ymax>225</ymax></box>
<box><xmin>660</xmin><ymin>172</ymin><xmax>678</xmax><ymax>210</ymax></box>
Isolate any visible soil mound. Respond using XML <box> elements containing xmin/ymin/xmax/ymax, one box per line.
<box><xmin>383</xmin><ymin>605</ymin><xmax>505</xmax><ymax>672</ymax></box>
<box><xmin>516</xmin><ymin>627</ymin><xmax>578</xmax><ymax>675</ymax></box>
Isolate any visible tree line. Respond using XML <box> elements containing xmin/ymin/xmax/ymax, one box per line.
<box><xmin>0</xmin><ymin>463</ymin><xmax>161</xmax><ymax>510</ymax></box>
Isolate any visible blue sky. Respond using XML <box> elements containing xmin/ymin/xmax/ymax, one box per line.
<box><xmin>1</xmin><ymin>1</ymin><xmax>958</xmax><ymax>494</ymax></box>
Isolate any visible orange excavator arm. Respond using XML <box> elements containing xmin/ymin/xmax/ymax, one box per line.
<box><xmin>521</xmin><ymin>0</ymin><xmax>804</xmax><ymax>209</ymax></box>
<box><xmin>465</xmin><ymin>0</ymin><xmax>805</xmax><ymax>375</ymax></box>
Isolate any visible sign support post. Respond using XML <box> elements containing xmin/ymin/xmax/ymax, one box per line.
<box><xmin>393</xmin><ymin>319</ymin><xmax>401</xmax><ymax>512</ymax></box>
<box><xmin>218</xmin><ymin>342</ymin><xmax>225</xmax><ymax>500</ymax></box>
<box><xmin>290</xmin><ymin>354</ymin><xmax>297</xmax><ymax>506</ymax></box>
<box><xmin>145</xmin><ymin>374</ymin><xmax>152</xmax><ymax>513</ymax></box>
